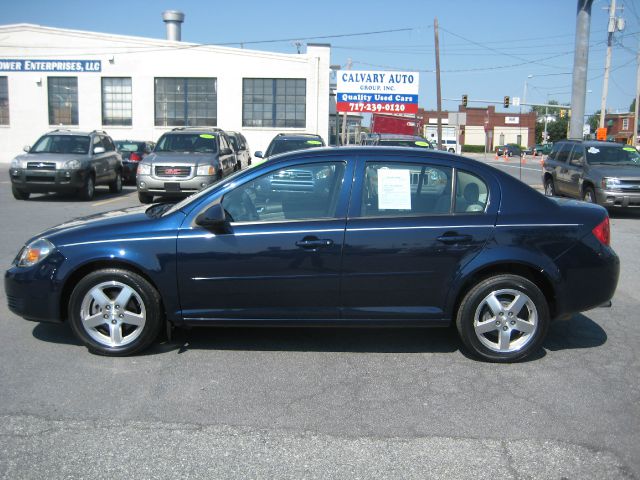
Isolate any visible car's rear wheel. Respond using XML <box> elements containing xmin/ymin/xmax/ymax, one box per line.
<box><xmin>79</xmin><ymin>174</ymin><xmax>95</xmax><ymax>201</ymax></box>
<box><xmin>138</xmin><ymin>191</ymin><xmax>154</xmax><ymax>204</ymax></box>
<box><xmin>544</xmin><ymin>177</ymin><xmax>555</xmax><ymax>197</ymax></box>
<box><xmin>583</xmin><ymin>185</ymin><xmax>596</xmax><ymax>203</ymax></box>
<box><xmin>68</xmin><ymin>269</ymin><xmax>163</xmax><ymax>356</ymax></box>
<box><xmin>109</xmin><ymin>171</ymin><xmax>122</xmax><ymax>193</ymax></box>
<box><xmin>12</xmin><ymin>186</ymin><xmax>30</xmax><ymax>200</ymax></box>
<box><xmin>456</xmin><ymin>274</ymin><xmax>550</xmax><ymax>362</ymax></box>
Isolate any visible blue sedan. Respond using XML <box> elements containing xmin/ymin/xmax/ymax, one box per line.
<box><xmin>4</xmin><ymin>147</ymin><xmax>619</xmax><ymax>362</ymax></box>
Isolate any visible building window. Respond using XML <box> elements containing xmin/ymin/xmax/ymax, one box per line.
<box><xmin>243</xmin><ymin>78</ymin><xmax>306</xmax><ymax>128</ymax></box>
<box><xmin>102</xmin><ymin>77</ymin><xmax>132</xmax><ymax>126</ymax></box>
<box><xmin>154</xmin><ymin>78</ymin><xmax>217</xmax><ymax>127</ymax></box>
<box><xmin>48</xmin><ymin>77</ymin><xmax>78</xmax><ymax>125</ymax></box>
<box><xmin>0</xmin><ymin>77</ymin><xmax>8</xmax><ymax>125</ymax></box>
<box><xmin>622</xmin><ymin>118</ymin><xmax>629</xmax><ymax>130</ymax></box>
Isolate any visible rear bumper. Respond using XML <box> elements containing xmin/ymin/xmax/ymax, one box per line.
<box><xmin>595</xmin><ymin>188</ymin><xmax>640</xmax><ymax>208</ymax></box>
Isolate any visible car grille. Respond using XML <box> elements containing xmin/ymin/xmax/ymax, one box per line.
<box><xmin>26</xmin><ymin>175</ymin><xmax>55</xmax><ymax>182</ymax></box>
<box><xmin>27</xmin><ymin>162</ymin><xmax>56</xmax><ymax>170</ymax></box>
<box><xmin>619</xmin><ymin>179</ymin><xmax>640</xmax><ymax>192</ymax></box>
<box><xmin>155</xmin><ymin>166</ymin><xmax>191</xmax><ymax>177</ymax></box>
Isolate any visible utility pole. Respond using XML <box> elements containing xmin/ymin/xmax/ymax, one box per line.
<box><xmin>599</xmin><ymin>0</ymin><xmax>625</xmax><ymax>128</ymax></box>
<box><xmin>340</xmin><ymin>58</ymin><xmax>352</xmax><ymax>145</ymax></box>
<box><xmin>434</xmin><ymin>17</ymin><xmax>443</xmax><ymax>151</ymax></box>
<box><xmin>634</xmin><ymin>38</ymin><xmax>640</xmax><ymax>147</ymax></box>
<box><xmin>570</xmin><ymin>0</ymin><xmax>593</xmax><ymax>140</ymax></box>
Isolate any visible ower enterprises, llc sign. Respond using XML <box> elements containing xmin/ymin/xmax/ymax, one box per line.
<box><xmin>336</xmin><ymin>70</ymin><xmax>419</xmax><ymax>114</ymax></box>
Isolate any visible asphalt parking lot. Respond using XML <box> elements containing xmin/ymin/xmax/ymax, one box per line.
<box><xmin>1</xmin><ymin>164</ymin><xmax>639</xmax><ymax>479</ymax></box>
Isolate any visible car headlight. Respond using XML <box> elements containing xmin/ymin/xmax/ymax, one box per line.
<box><xmin>137</xmin><ymin>163</ymin><xmax>151</xmax><ymax>175</ymax></box>
<box><xmin>64</xmin><ymin>159</ymin><xmax>82</xmax><ymax>169</ymax></box>
<box><xmin>10</xmin><ymin>158</ymin><xmax>21</xmax><ymax>169</ymax></box>
<box><xmin>16</xmin><ymin>238</ymin><xmax>55</xmax><ymax>267</ymax></box>
<box><xmin>197</xmin><ymin>165</ymin><xmax>215</xmax><ymax>176</ymax></box>
<box><xmin>602</xmin><ymin>177</ymin><xmax>621</xmax><ymax>189</ymax></box>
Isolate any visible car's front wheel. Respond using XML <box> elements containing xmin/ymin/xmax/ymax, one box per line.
<box><xmin>109</xmin><ymin>171</ymin><xmax>122</xmax><ymax>193</ymax></box>
<box><xmin>456</xmin><ymin>274</ymin><xmax>550</xmax><ymax>362</ymax></box>
<box><xmin>68</xmin><ymin>269</ymin><xmax>163</xmax><ymax>356</ymax></box>
<box><xmin>79</xmin><ymin>174</ymin><xmax>95</xmax><ymax>201</ymax></box>
<box><xmin>12</xmin><ymin>185</ymin><xmax>30</xmax><ymax>200</ymax></box>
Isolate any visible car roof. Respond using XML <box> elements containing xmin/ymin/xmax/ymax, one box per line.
<box><xmin>272</xmin><ymin>133</ymin><xmax>323</xmax><ymax>140</ymax></box>
<box><xmin>44</xmin><ymin>129</ymin><xmax>97</xmax><ymax>136</ymax></box>
<box><xmin>167</xmin><ymin>127</ymin><xmax>224</xmax><ymax>134</ymax></box>
<box><xmin>557</xmin><ymin>139</ymin><xmax>626</xmax><ymax>148</ymax></box>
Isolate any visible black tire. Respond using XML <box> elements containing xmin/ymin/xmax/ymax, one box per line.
<box><xmin>544</xmin><ymin>177</ymin><xmax>555</xmax><ymax>197</ymax></box>
<box><xmin>68</xmin><ymin>268</ymin><xmax>163</xmax><ymax>356</ymax></box>
<box><xmin>12</xmin><ymin>185</ymin><xmax>30</xmax><ymax>200</ymax></box>
<box><xmin>109</xmin><ymin>171</ymin><xmax>123</xmax><ymax>193</ymax></box>
<box><xmin>138</xmin><ymin>191</ymin><xmax>154</xmax><ymax>204</ymax></box>
<box><xmin>456</xmin><ymin>274</ymin><xmax>550</xmax><ymax>362</ymax></box>
<box><xmin>583</xmin><ymin>185</ymin><xmax>596</xmax><ymax>203</ymax></box>
<box><xmin>79</xmin><ymin>174</ymin><xmax>95</xmax><ymax>201</ymax></box>
<box><xmin>448</xmin><ymin>148</ymin><xmax>455</xmax><ymax>153</ymax></box>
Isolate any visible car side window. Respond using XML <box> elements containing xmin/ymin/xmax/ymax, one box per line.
<box><xmin>221</xmin><ymin>162</ymin><xmax>346</xmax><ymax>223</ymax></box>
<box><xmin>555</xmin><ymin>143</ymin><xmax>572</xmax><ymax>163</ymax></box>
<box><xmin>454</xmin><ymin>170</ymin><xmax>489</xmax><ymax>213</ymax></box>
<box><xmin>568</xmin><ymin>145</ymin><xmax>584</xmax><ymax>166</ymax></box>
<box><xmin>547</xmin><ymin>143</ymin><xmax>561</xmax><ymax>161</ymax></box>
<box><xmin>360</xmin><ymin>162</ymin><xmax>453</xmax><ymax>217</ymax></box>
<box><xmin>102</xmin><ymin>136</ymin><xmax>116</xmax><ymax>152</ymax></box>
<box><xmin>92</xmin><ymin>136</ymin><xmax>105</xmax><ymax>153</ymax></box>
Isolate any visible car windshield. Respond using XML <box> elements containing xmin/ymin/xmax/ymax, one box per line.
<box><xmin>162</xmin><ymin>167</ymin><xmax>247</xmax><ymax>217</ymax></box>
<box><xmin>115</xmin><ymin>141</ymin><xmax>143</xmax><ymax>152</ymax></box>
<box><xmin>31</xmin><ymin>135</ymin><xmax>90</xmax><ymax>154</ymax></box>
<box><xmin>379</xmin><ymin>139</ymin><xmax>431</xmax><ymax>148</ymax></box>
<box><xmin>267</xmin><ymin>139</ymin><xmax>323</xmax><ymax>156</ymax></box>
<box><xmin>155</xmin><ymin>133</ymin><xmax>218</xmax><ymax>153</ymax></box>
<box><xmin>586</xmin><ymin>145</ymin><xmax>640</xmax><ymax>165</ymax></box>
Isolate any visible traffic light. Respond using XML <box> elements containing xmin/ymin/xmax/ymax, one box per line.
<box><xmin>462</xmin><ymin>94</ymin><xmax>468</xmax><ymax>107</ymax></box>
<box><xmin>503</xmin><ymin>96</ymin><xmax>510</xmax><ymax>108</ymax></box>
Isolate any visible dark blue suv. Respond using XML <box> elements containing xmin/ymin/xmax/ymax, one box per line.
<box><xmin>5</xmin><ymin>147</ymin><xmax>619</xmax><ymax>361</ymax></box>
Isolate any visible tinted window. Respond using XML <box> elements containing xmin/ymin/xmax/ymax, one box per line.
<box><xmin>222</xmin><ymin>162</ymin><xmax>346</xmax><ymax>223</ymax></box>
<box><xmin>585</xmin><ymin>145</ymin><xmax>640</xmax><ymax>165</ymax></box>
<box><xmin>568</xmin><ymin>145</ymin><xmax>585</xmax><ymax>166</ymax></box>
<box><xmin>455</xmin><ymin>170</ymin><xmax>489</xmax><ymax>213</ymax></box>
<box><xmin>155</xmin><ymin>133</ymin><xmax>218</xmax><ymax>153</ymax></box>
<box><xmin>101</xmin><ymin>136</ymin><xmax>116</xmax><ymax>152</ymax></box>
<box><xmin>555</xmin><ymin>143</ymin><xmax>573</xmax><ymax>163</ymax></box>
<box><xmin>115</xmin><ymin>141</ymin><xmax>144</xmax><ymax>153</ymax></box>
<box><xmin>228</xmin><ymin>136</ymin><xmax>239</xmax><ymax>150</ymax></box>
<box><xmin>266</xmin><ymin>138</ymin><xmax>323</xmax><ymax>156</ymax></box>
<box><xmin>31</xmin><ymin>135</ymin><xmax>90</xmax><ymax>154</ymax></box>
<box><xmin>547</xmin><ymin>143</ymin><xmax>561</xmax><ymax>161</ymax></box>
<box><xmin>360</xmin><ymin>162</ymin><xmax>453</xmax><ymax>217</ymax></box>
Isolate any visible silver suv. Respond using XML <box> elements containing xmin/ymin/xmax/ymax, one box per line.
<box><xmin>9</xmin><ymin>129</ymin><xmax>123</xmax><ymax>201</ymax></box>
<box><xmin>136</xmin><ymin>127</ymin><xmax>237</xmax><ymax>204</ymax></box>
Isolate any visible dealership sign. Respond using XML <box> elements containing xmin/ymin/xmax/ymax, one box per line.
<box><xmin>0</xmin><ymin>59</ymin><xmax>101</xmax><ymax>72</ymax></box>
<box><xmin>336</xmin><ymin>70</ymin><xmax>419</xmax><ymax>114</ymax></box>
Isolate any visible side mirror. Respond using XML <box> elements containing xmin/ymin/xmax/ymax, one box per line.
<box><xmin>254</xmin><ymin>151</ymin><xmax>263</xmax><ymax>158</ymax></box>
<box><xmin>93</xmin><ymin>146</ymin><xmax>106</xmax><ymax>155</ymax></box>
<box><xmin>23</xmin><ymin>145</ymin><xmax>31</xmax><ymax>153</ymax></box>
<box><xmin>195</xmin><ymin>203</ymin><xmax>228</xmax><ymax>230</ymax></box>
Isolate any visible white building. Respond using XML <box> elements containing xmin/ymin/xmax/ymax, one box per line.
<box><xmin>0</xmin><ymin>22</ymin><xmax>331</xmax><ymax>163</ymax></box>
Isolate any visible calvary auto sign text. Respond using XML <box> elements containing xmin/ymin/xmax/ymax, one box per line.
<box><xmin>336</xmin><ymin>70</ymin><xmax>419</xmax><ymax>114</ymax></box>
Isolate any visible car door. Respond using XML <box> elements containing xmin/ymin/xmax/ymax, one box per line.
<box><xmin>176</xmin><ymin>158</ymin><xmax>354</xmax><ymax>321</ymax></box>
<box><xmin>552</xmin><ymin>142</ymin><xmax>574</xmax><ymax>196</ymax></box>
<box><xmin>90</xmin><ymin>136</ymin><xmax>109</xmax><ymax>182</ymax></box>
<box><xmin>564</xmin><ymin>144</ymin><xmax>586</xmax><ymax>198</ymax></box>
<box><xmin>102</xmin><ymin>135</ymin><xmax>120</xmax><ymax>182</ymax></box>
<box><xmin>218</xmin><ymin>134</ymin><xmax>236</xmax><ymax>175</ymax></box>
<box><xmin>340</xmin><ymin>154</ymin><xmax>497</xmax><ymax>321</ymax></box>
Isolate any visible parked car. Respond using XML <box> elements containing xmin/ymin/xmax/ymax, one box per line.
<box><xmin>5</xmin><ymin>147</ymin><xmax>619</xmax><ymax>362</ymax></box>
<box><xmin>9</xmin><ymin>129</ymin><xmax>122</xmax><ymax>201</ymax></box>
<box><xmin>226</xmin><ymin>131</ymin><xmax>252</xmax><ymax>170</ymax></box>
<box><xmin>533</xmin><ymin>143</ymin><xmax>553</xmax><ymax>156</ymax></box>
<box><xmin>495</xmin><ymin>144</ymin><xmax>523</xmax><ymax>157</ymax></box>
<box><xmin>114</xmin><ymin>140</ymin><xmax>155</xmax><ymax>184</ymax></box>
<box><xmin>364</xmin><ymin>133</ymin><xmax>434</xmax><ymax>149</ymax></box>
<box><xmin>542</xmin><ymin>140</ymin><xmax>640</xmax><ymax>208</ymax></box>
<box><xmin>254</xmin><ymin>133</ymin><xmax>325</xmax><ymax>162</ymax></box>
<box><xmin>136</xmin><ymin>127</ymin><xmax>237</xmax><ymax>204</ymax></box>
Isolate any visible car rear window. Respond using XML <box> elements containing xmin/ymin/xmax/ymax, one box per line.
<box><xmin>115</xmin><ymin>142</ymin><xmax>143</xmax><ymax>152</ymax></box>
<box><xmin>156</xmin><ymin>133</ymin><xmax>218</xmax><ymax>154</ymax></box>
<box><xmin>586</xmin><ymin>145</ymin><xmax>640</xmax><ymax>165</ymax></box>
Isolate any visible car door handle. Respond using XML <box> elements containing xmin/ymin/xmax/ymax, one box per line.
<box><xmin>436</xmin><ymin>233</ymin><xmax>473</xmax><ymax>244</ymax></box>
<box><xmin>295</xmin><ymin>238</ymin><xmax>334</xmax><ymax>249</ymax></box>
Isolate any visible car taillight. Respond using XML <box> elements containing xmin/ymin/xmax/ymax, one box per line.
<box><xmin>130</xmin><ymin>152</ymin><xmax>142</xmax><ymax>162</ymax></box>
<box><xmin>592</xmin><ymin>216</ymin><xmax>610</xmax><ymax>246</ymax></box>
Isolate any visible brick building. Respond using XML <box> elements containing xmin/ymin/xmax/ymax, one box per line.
<box><xmin>603</xmin><ymin>112</ymin><xmax>637</xmax><ymax>144</ymax></box>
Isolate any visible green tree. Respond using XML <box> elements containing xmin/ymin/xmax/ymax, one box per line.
<box><xmin>531</xmin><ymin>100</ymin><xmax>569</xmax><ymax>143</ymax></box>
<box><xmin>587</xmin><ymin>110</ymin><xmax>601</xmax><ymax>134</ymax></box>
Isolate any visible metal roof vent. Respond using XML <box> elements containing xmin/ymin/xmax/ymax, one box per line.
<box><xmin>162</xmin><ymin>10</ymin><xmax>185</xmax><ymax>41</ymax></box>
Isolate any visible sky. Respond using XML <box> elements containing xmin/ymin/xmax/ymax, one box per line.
<box><xmin>2</xmin><ymin>0</ymin><xmax>639</xmax><ymax>118</ymax></box>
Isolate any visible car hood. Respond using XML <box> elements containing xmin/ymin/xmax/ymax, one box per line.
<box><xmin>28</xmin><ymin>204</ymin><xmax>184</xmax><ymax>248</ymax></box>
<box><xmin>589</xmin><ymin>164</ymin><xmax>640</xmax><ymax>179</ymax></box>
<box><xmin>13</xmin><ymin>152</ymin><xmax>87</xmax><ymax>167</ymax></box>
<box><xmin>144</xmin><ymin>152</ymin><xmax>217</xmax><ymax>165</ymax></box>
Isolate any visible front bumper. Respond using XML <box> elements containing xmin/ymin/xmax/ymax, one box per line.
<box><xmin>9</xmin><ymin>168</ymin><xmax>88</xmax><ymax>193</ymax></box>
<box><xmin>595</xmin><ymin>187</ymin><xmax>640</xmax><ymax>208</ymax></box>
<box><xmin>137</xmin><ymin>173</ymin><xmax>217</xmax><ymax>196</ymax></box>
<box><xmin>4</xmin><ymin>252</ymin><xmax>66</xmax><ymax>323</ymax></box>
